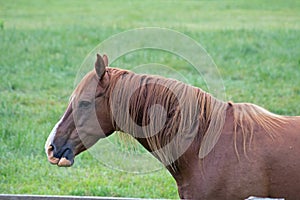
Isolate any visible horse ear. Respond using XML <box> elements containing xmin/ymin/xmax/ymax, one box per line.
<box><xmin>95</xmin><ymin>54</ymin><xmax>108</xmax><ymax>79</ymax></box>
<box><xmin>102</xmin><ymin>54</ymin><xmax>108</xmax><ymax>67</ymax></box>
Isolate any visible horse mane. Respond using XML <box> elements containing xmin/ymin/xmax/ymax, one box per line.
<box><xmin>107</xmin><ymin>68</ymin><xmax>228</xmax><ymax>165</ymax></box>
<box><xmin>231</xmin><ymin>102</ymin><xmax>287</xmax><ymax>158</ymax></box>
<box><xmin>106</xmin><ymin>68</ymin><xmax>288</xmax><ymax>163</ymax></box>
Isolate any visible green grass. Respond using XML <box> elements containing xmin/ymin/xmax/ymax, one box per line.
<box><xmin>0</xmin><ymin>0</ymin><xmax>300</xmax><ymax>199</ymax></box>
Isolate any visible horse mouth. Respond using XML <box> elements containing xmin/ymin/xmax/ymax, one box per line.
<box><xmin>46</xmin><ymin>145</ymin><xmax>74</xmax><ymax>167</ymax></box>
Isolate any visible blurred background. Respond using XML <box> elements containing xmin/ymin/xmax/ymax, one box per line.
<box><xmin>0</xmin><ymin>0</ymin><xmax>299</xmax><ymax>198</ymax></box>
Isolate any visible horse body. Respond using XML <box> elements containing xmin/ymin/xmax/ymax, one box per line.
<box><xmin>171</xmin><ymin>106</ymin><xmax>300</xmax><ymax>199</ymax></box>
<box><xmin>45</xmin><ymin>54</ymin><xmax>300</xmax><ymax>199</ymax></box>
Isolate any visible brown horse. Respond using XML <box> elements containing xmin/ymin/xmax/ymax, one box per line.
<box><xmin>45</xmin><ymin>54</ymin><xmax>300</xmax><ymax>199</ymax></box>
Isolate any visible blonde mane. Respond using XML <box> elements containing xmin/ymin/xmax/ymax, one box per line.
<box><xmin>231</xmin><ymin>102</ymin><xmax>287</xmax><ymax>158</ymax></box>
<box><xmin>107</xmin><ymin>68</ymin><xmax>228</xmax><ymax>165</ymax></box>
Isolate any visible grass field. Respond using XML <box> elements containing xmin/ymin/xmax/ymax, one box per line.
<box><xmin>0</xmin><ymin>0</ymin><xmax>299</xmax><ymax>199</ymax></box>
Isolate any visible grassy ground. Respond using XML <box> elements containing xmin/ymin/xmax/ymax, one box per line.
<box><xmin>0</xmin><ymin>0</ymin><xmax>299</xmax><ymax>199</ymax></box>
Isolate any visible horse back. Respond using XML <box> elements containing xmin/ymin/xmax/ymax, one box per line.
<box><xmin>264</xmin><ymin>116</ymin><xmax>300</xmax><ymax>198</ymax></box>
<box><xmin>189</xmin><ymin>113</ymin><xmax>300</xmax><ymax>199</ymax></box>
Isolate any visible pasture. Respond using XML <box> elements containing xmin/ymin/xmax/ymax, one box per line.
<box><xmin>0</xmin><ymin>0</ymin><xmax>299</xmax><ymax>199</ymax></box>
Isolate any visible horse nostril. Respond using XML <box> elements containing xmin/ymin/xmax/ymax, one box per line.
<box><xmin>46</xmin><ymin>144</ymin><xmax>60</xmax><ymax>165</ymax></box>
<box><xmin>48</xmin><ymin>144</ymin><xmax>55</xmax><ymax>153</ymax></box>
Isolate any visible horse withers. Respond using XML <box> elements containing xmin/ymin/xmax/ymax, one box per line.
<box><xmin>45</xmin><ymin>54</ymin><xmax>300</xmax><ymax>199</ymax></box>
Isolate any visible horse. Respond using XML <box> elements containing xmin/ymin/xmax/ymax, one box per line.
<box><xmin>45</xmin><ymin>54</ymin><xmax>300</xmax><ymax>199</ymax></box>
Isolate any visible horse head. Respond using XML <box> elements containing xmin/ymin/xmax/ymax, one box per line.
<box><xmin>45</xmin><ymin>54</ymin><xmax>115</xmax><ymax>167</ymax></box>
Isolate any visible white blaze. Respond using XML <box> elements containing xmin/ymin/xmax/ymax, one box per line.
<box><xmin>45</xmin><ymin>112</ymin><xmax>67</xmax><ymax>154</ymax></box>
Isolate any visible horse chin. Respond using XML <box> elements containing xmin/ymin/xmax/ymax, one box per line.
<box><xmin>57</xmin><ymin>157</ymin><xmax>73</xmax><ymax>167</ymax></box>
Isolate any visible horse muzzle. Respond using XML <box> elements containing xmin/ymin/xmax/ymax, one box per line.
<box><xmin>46</xmin><ymin>145</ymin><xmax>74</xmax><ymax>167</ymax></box>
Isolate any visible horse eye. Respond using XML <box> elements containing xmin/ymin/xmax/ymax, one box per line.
<box><xmin>78</xmin><ymin>100</ymin><xmax>91</xmax><ymax>108</ymax></box>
